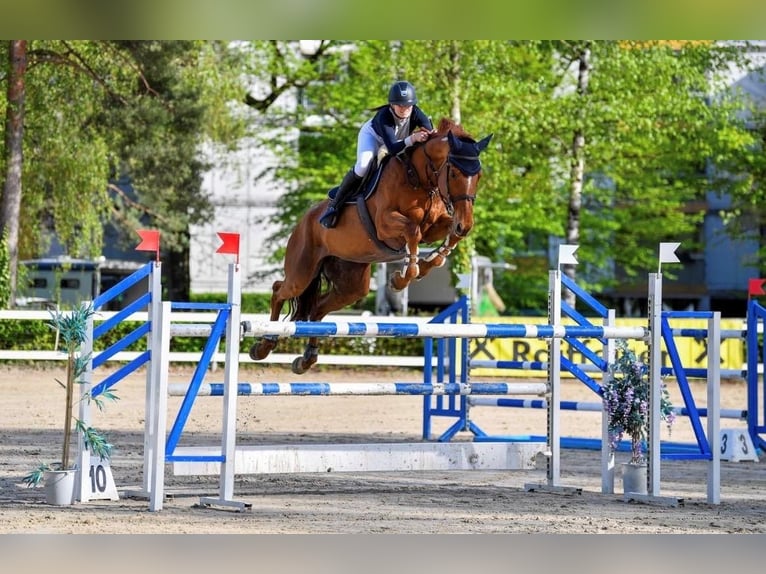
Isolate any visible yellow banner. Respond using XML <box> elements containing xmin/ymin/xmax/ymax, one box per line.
<box><xmin>469</xmin><ymin>317</ymin><xmax>745</xmax><ymax>378</ymax></box>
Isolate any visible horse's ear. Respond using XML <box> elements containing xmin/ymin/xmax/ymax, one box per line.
<box><xmin>447</xmin><ymin>130</ymin><xmax>458</xmax><ymax>147</ymax></box>
<box><xmin>477</xmin><ymin>134</ymin><xmax>494</xmax><ymax>152</ymax></box>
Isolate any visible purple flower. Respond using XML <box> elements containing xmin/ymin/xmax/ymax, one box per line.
<box><xmin>602</xmin><ymin>339</ymin><xmax>676</xmax><ymax>464</ymax></box>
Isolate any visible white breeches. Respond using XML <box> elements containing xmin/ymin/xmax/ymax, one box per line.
<box><xmin>354</xmin><ymin>119</ymin><xmax>384</xmax><ymax>178</ymax></box>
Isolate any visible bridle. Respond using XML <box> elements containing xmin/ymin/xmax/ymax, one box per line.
<box><xmin>422</xmin><ymin>140</ymin><xmax>480</xmax><ymax>215</ymax></box>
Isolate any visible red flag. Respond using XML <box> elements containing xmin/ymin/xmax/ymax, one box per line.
<box><xmin>216</xmin><ymin>232</ymin><xmax>240</xmax><ymax>262</ymax></box>
<box><xmin>748</xmin><ymin>278</ymin><xmax>766</xmax><ymax>296</ymax></box>
<box><xmin>135</xmin><ymin>229</ymin><xmax>160</xmax><ymax>252</ymax></box>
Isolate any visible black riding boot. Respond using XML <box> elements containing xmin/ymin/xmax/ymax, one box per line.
<box><xmin>319</xmin><ymin>169</ymin><xmax>363</xmax><ymax>229</ymax></box>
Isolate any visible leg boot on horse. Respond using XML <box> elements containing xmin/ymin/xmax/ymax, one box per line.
<box><xmin>319</xmin><ymin>168</ymin><xmax>362</xmax><ymax>229</ymax></box>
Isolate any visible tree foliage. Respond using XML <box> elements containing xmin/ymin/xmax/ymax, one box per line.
<box><xmin>95</xmin><ymin>41</ymin><xmax>246</xmax><ymax>300</ymax></box>
<box><xmin>243</xmin><ymin>40</ymin><xmax>762</xmax><ymax>313</ymax></box>
<box><xmin>3</xmin><ymin>40</ymin><xmax>763</xmax><ymax>315</ymax></box>
<box><xmin>0</xmin><ymin>40</ymin><xmax>245</xmax><ymax>305</ymax></box>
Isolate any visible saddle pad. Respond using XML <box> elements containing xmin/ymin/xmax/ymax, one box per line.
<box><xmin>327</xmin><ymin>156</ymin><xmax>391</xmax><ymax>204</ymax></box>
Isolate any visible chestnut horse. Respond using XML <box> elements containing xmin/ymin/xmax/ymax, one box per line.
<box><xmin>249</xmin><ymin>117</ymin><xmax>493</xmax><ymax>374</ymax></box>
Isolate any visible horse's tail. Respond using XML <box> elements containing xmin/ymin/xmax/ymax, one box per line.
<box><xmin>290</xmin><ymin>265</ymin><xmax>324</xmax><ymax>321</ymax></box>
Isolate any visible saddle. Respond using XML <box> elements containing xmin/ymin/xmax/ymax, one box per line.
<box><xmin>327</xmin><ymin>149</ymin><xmax>419</xmax><ymax>205</ymax></box>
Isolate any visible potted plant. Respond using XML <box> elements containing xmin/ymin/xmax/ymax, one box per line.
<box><xmin>602</xmin><ymin>339</ymin><xmax>676</xmax><ymax>494</ymax></box>
<box><xmin>23</xmin><ymin>304</ymin><xmax>115</xmax><ymax>505</ymax></box>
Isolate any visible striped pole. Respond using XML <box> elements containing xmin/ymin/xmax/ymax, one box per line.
<box><xmin>168</xmin><ymin>381</ymin><xmax>549</xmax><ymax>397</ymax></box>
<box><xmin>241</xmin><ymin>320</ymin><xmax>648</xmax><ymax>340</ymax></box>
<box><xmin>467</xmin><ymin>397</ymin><xmax>747</xmax><ymax>420</ymax></box>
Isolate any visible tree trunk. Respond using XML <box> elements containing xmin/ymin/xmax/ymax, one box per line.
<box><xmin>1</xmin><ymin>40</ymin><xmax>27</xmax><ymax>308</ymax></box>
<box><xmin>564</xmin><ymin>44</ymin><xmax>590</xmax><ymax>308</ymax></box>
<box><xmin>449</xmin><ymin>41</ymin><xmax>461</xmax><ymax>124</ymax></box>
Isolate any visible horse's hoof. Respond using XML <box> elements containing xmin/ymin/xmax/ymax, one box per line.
<box><xmin>249</xmin><ymin>342</ymin><xmax>270</xmax><ymax>361</ymax></box>
<box><xmin>391</xmin><ymin>267</ymin><xmax>420</xmax><ymax>291</ymax></box>
<box><xmin>389</xmin><ymin>275</ymin><xmax>405</xmax><ymax>292</ymax></box>
<box><xmin>291</xmin><ymin>356</ymin><xmax>308</xmax><ymax>375</ymax></box>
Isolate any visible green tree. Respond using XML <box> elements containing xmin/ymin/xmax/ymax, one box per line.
<box><xmin>96</xmin><ymin>41</ymin><xmax>246</xmax><ymax>300</ymax></box>
<box><xmin>242</xmin><ymin>41</ymin><xmax>760</xmax><ymax>313</ymax></box>
<box><xmin>544</xmin><ymin>41</ymin><xmax>753</xmax><ymax>303</ymax></box>
<box><xmin>1</xmin><ymin>41</ymin><xmax>134</xmax><ymax>305</ymax></box>
<box><xmin>0</xmin><ymin>41</ymin><xmax>245</xmax><ymax>304</ymax></box>
<box><xmin>1</xmin><ymin>41</ymin><xmax>25</xmax><ymax>304</ymax></box>
<box><xmin>711</xmin><ymin>47</ymin><xmax>766</xmax><ymax>275</ymax></box>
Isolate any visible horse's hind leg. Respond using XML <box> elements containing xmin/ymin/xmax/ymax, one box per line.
<box><xmin>248</xmin><ymin>280</ymin><xmax>287</xmax><ymax>361</ymax></box>
<box><xmin>291</xmin><ymin>343</ymin><xmax>319</xmax><ymax>375</ymax></box>
<box><xmin>290</xmin><ymin>259</ymin><xmax>372</xmax><ymax>375</ymax></box>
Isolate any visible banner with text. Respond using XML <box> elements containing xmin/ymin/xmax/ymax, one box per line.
<box><xmin>469</xmin><ymin>316</ymin><xmax>745</xmax><ymax>379</ymax></box>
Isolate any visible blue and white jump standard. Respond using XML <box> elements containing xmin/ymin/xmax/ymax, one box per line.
<box><xmin>77</xmin><ymin>240</ymin><xmax>727</xmax><ymax>511</ymax></box>
<box><xmin>148</xmin><ymin>263</ymin><xmax>553</xmax><ymax>511</ymax></box>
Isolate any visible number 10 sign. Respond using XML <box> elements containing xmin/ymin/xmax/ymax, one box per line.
<box><xmin>88</xmin><ymin>457</ymin><xmax>119</xmax><ymax>501</ymax></box>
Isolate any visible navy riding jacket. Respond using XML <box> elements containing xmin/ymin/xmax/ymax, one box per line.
<box><xmin>371</xmin><ymin>105</ymin><xmax>433</xmax><ymax>156</ymax></box>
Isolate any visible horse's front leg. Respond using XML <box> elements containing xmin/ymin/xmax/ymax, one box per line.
<box><xmin>417</xmin><ymin>234</ymin><xmax>461</xmax><ymax>279</ymax></box>
<box><xmin>376</xmin><ymin>213</ymin><xmax>421</xmax><ymax>292</ymax></box>
<box><xmin>390</xmin><ymin>244</ymin><xmax>420</xmax><ymax>291</ymax></box>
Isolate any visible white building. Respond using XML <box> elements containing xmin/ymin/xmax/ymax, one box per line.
<box><xmin>190</xmin><ymin>137</ymin><xmax>285</xmax><ymax>294</ymax></box>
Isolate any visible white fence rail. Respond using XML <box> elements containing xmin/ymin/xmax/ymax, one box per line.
<box><xmin>0</xmin><ymin>310</ymin><xmax>428</xmax><ymax>368</ymax></box>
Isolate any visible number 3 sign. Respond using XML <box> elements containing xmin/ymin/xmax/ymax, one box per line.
<box><xmin>720</xmin><ymin>429</ymin><xmax>759</xmax><ymax>462</ymax></box>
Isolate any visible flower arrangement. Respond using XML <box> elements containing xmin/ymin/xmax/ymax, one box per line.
<box><xmin>602</xmin><ymin>339</ymin><xmax>675</xmax><ymax>464</ymax></box>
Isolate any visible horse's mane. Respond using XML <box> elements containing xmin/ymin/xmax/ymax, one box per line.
<box><xmin>433</xmin><ymin>117</ymin><xmax>473</xmax><ymax>141</ymax></box>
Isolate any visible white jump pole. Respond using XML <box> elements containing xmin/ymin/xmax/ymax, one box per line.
<box><xmin>77</xmin><ymin>301</ymin><xmax>95</xmax><ymax>503</ymax></box>
<box><xmin>140</xmin><ymin>261</ymin><xmax>163</xmax><ymax>500</ymax></box>
<box><xmin>629</xmin><ymin>242</ymin><xmax>682</xmax><ymax>505</ymax></box>
<box><xmin>199</xmin><ymin>262</ymin><xmax>244</xmax><ymax>510</ymax></box>
<box><xmin>707</xmin><ymin>312</ymin><xmax>721</xmax><ymax>504</ymax></box>
<box><xmin>548</xmin><ymin>267</ymin><xmax>562</xmax><ymax>485</ymax></box>
<box><xmin>601</xmin><ymin>306</ymin><xmax>616</xmax><ymax>494</ymax></box>
<box><xmin>648</xmin><ymin>270</ymin><xmax>663</xmax><ymax>497</ymax></box>
<box><xmin>168</xmin><ymin>381</ymin><xmax>550</xmax><ymax>397</ymax></box>
<box><xmin>148</xmin><ymin>300</ymin><xmax>172</xmax><ymax>512</ymax></box>
<box><xmin>525</xmin><ymin>244</ymin><xmax>581</xmax><ymax>495</ymax></box>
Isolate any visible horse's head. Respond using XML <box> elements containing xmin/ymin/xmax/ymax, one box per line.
<box><xmin>423</xmin><ymin>120</ymin><xmax>493</xmax><ymax>238</ymax></box>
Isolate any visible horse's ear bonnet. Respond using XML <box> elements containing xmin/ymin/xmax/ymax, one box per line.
<box><xmin>446</xmin><ymin>130</ymin><xmax>485</xmax><ymax>176</ymax></box>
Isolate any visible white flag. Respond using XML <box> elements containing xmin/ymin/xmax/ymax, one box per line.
<box><xmin>558</xmin><ymin>244</ymin><xmax>579</xmax><ymax>266</ymax></box>
<box><xmin>659</xmin><ymin>242</ymin><xmax>681</xmax><ymax>264</ymax></box>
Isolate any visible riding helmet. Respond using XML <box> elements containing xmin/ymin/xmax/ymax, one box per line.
<box><xmin>388</xmin><ymin>81</ymin><xmax>418</xmax><ymax>106</ymax></box>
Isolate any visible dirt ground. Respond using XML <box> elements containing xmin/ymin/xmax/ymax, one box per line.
<box><xmin>0</xmin><ymin>363</ymin><xmax>764</xmax><ymax>534</ymax></box>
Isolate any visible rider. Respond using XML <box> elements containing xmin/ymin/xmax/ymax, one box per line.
<box><xmin>319</xmin><ymin>80</ymin><xmax>435</xmax><ymax>229</ymax></box>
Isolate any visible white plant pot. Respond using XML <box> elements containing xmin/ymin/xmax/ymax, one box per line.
<box><xmin>43</xmin><ymin>469</ymin><xmax>77</xmax><ymax>506</ymax></box>
<box><xmin>621</xmin><ymin>462</ymin><xmax>648</xmax><ymax>495</ymax></box>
